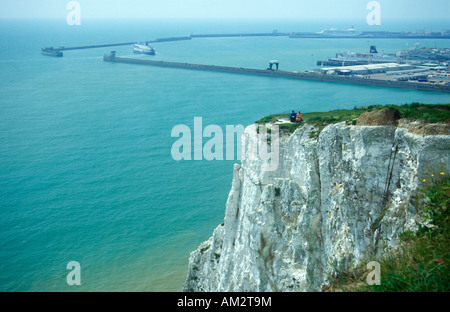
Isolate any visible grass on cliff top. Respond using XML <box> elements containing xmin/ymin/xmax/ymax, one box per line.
<box><xmin>256</xmin><ymin>103</ymin><xmax>450</xmax><ymax>134</ymax></box>
<box><xmin>324</xmin><ymin>173</ymin><xmax>450</xmax><ymax>292</ymax></box>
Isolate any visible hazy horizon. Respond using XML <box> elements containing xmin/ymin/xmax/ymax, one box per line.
<box><xmin>1</xmin><ymin>17</ymin><xmax>448</xmax><ymax>35</ymax></box>
<box><xmin>1</xmin><ymin>0</ymin><xmax>449</xmax><ymax>21</ymax></box>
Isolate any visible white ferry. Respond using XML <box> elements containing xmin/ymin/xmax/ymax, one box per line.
<box><xmin>133</xmin><ymin>42</ymin><xmax>155</xmax><ymax>55</ymax></box>
<box><xmin>317</xmin><ymin>27</ymin><xmax>362</xmax><ymax>37</ymax></box>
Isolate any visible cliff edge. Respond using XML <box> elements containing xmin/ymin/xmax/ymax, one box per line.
<box><xmin>183</xmin><ymin>114</ymin><xmax>450</xmax><ymax>292</ymax></box>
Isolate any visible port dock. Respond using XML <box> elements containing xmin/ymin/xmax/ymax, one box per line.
<box><xmin>43</xmin><ymin>29</ymin><xmax>450</xmax><ymax>93</ymax></box>
<box><xmin>103</xmin><ymin>52</ymin><xmax>450</xmax><ymax>93</ymax></box>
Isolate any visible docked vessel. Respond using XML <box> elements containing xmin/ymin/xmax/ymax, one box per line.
<box><xmin>133</xmin><ymin>42</ymin><xmax>155</xmax><ymax>55</ymax></box>
<box><xmin>317</xmin><ymin>27</ymin><xmax>362</xmax><ymax>37</ymax></box>
<box><xmin>318</xmin><ymin>46</ymin><xmax>398</xmax><ymax>66</ymax></box>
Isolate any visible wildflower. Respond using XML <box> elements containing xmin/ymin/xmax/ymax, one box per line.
<box><xmin>433</xmin><ymin>259</ymin><xmax>444</xmax><ymax>265</ymax></box>
<box><xmin>431</xmin><ymin>174</ymin><xmax>434</xmax><ymax>177</ymax></box>
<box><xmin>441</xmin><ymin>172</ymin><xmax>445</xmax><ymax>176</ymax></box>
<box><xmin>423</xmin><ymin>179</ymin><xmax>426</xmax><ymax>182</ymax></box>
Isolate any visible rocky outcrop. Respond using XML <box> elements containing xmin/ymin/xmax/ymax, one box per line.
<box><xmin>183</xmin><ymin>121</ymin><xmax>450</xmax><ymax>292</ymax></box>
<box><xmin>356</xmin><ymin>108</ymin><xmax>401</xmax><ymax>126</ymax></box>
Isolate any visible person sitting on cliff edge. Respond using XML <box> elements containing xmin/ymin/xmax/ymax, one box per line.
<box><xmin>290</xmin><ymin>110</ymin><xmax>297</xmax><ymax>122</ymax></box>
<box><xmin>296</xmin><ymin>111</ymin><xmax>303</xmax><ymax>123</ymax></box>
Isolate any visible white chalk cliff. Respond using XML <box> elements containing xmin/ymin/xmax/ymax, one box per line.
<box><xmin>183</xmin><ymin>120</ymin><xmax>450</xmax><ymax>292</ymax></box>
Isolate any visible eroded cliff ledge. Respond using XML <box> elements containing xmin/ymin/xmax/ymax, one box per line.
<box><xmin>183</xmin><ymin>113</ymin><xmax>450</xmax><ymax>292</ymax></box>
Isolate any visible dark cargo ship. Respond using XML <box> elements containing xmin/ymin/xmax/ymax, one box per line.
<box><xmin>41</xmin><ymin>47</ymin><xmax>63</xmax><ymax>57</ymax></box>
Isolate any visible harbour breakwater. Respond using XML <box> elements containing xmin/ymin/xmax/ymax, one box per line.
<box><xmin>42</xmin><ymin>30</ymin><xmax>450</xmax><ymax>56</ymax></box>
<box><xmin>289</xmin><ymin>31</ymin><xmax>450</xmax><ymax>39</ymax></box>
<box><xmin>41</xmin><ymin>33</ymin><xmax>287</xmax><ymax>55</ymax></box>
<box><xmin>42</xmin><ymin>30</ymin><xmax>450</xmax><ymax>53</ymax></box>
<box><xmin>103</xmin><ymin>53</ymin><xmax>450</xmax><ymax>93</ymax></box>
<box><xmin>42</xmin><ymin>36</ymin><xmax>194</xmax><ymax>55</ymax></box>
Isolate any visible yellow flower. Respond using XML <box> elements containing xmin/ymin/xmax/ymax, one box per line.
<box><xmin>431</xmin><ymin>174</ymin><xmax>434</xmax><ymax>177</ymax></box>
<box><xmin>423</xmin><ymin>179</ymin><xmax>426</xmax><ymax>182</ymax></box>
<box><xmin>441</xmin><ymin>172</ymin><xmax>445</xmax><ymax>176</ymax></box>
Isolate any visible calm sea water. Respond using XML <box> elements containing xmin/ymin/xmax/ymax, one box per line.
<box><xmin>0</xmin><ymin>18</ymin><xmax>449</xmax><ymax>292</ymax></box>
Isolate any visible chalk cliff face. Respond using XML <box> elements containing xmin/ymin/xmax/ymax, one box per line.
<box><xmin>183</xmin><ymin>121</ymin><xmax>450</xmax><ymax>292</ymax></box>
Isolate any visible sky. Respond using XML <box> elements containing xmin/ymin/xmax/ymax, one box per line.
<box><xmin>0</xmin><ymin>0</ymin><xmax>449</xmax><ymax>21</ymax></box>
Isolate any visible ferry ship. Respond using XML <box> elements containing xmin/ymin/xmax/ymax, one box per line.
<box><xmin>317</xmin><ymin>27</ymin><xmax>362</xmax><ymax>37</ymax></box>
<box><xmin>335</xmin><ymin>46</ymin><xmax>397</xmax><ymax>62</ymax></box>
<box><xmin>318</xmin><ymin>46</ymin><xmax>398</xmax><ymax>66</ymax></box>
<box><xmin>133</xmin><ymin>42</ymin><xmax>155</xmax><ymax>55</ymax></box>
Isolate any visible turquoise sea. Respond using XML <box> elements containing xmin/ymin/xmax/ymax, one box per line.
<box><xmin>0</xmin><ymin>18</ymin><xmax>449</xmax><ymax>291</ymax></box>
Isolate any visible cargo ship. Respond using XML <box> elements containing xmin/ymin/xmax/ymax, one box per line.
<box><xmin>133</xmin><ymin>42</ymin><xmax>155</xmax><ymax>55</ymax></box>
<box><xmin>41</xmin><ymin>47</ymin><xmax>63</xmax><ymax>57</ymax></box>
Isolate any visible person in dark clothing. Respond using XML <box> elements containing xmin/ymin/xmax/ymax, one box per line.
<box><xmin>290</xmin><ymin>110</ymin><xmax>296</xmax><ymax>122</ymax></box>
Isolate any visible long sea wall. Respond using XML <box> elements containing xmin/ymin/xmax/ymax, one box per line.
<box><xmin>103</xmin><ymin>54</ymin><xmax>450</xmax><ymax>93</ymax></box>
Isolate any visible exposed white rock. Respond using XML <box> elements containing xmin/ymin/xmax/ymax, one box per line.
<box><xmin>183</xmin><ymin>122</ymin><xmax>450</xmax><ymax>292</ymax></box>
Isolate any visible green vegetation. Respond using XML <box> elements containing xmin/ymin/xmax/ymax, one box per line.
<box><xmin>274</xmin><ymin>187</ymin><xmax>281</xmax><ymax>197</ymax></box>
<box><xmin>200</xmin><ymin>245</ymin><xmax>210</xmax><ymax>254</ymax></box>
<box><xmin>369</xmin><ymin>102</ymin><xmax>450</xmax><ymax>124</ymax></box>
<box><xmin>255</xmin><ymin>103</ymin><xmax>450</xmax><ymax>134</ymax></box>
<box><xmin>325</xmin><ymin>172</ymin><xmax>449</xmax><ymax>292</ymax></box>
<box><xmin>370</xmin><ymin>173</ymin><xmax>449</xmax><ymax>292</ymax></box>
